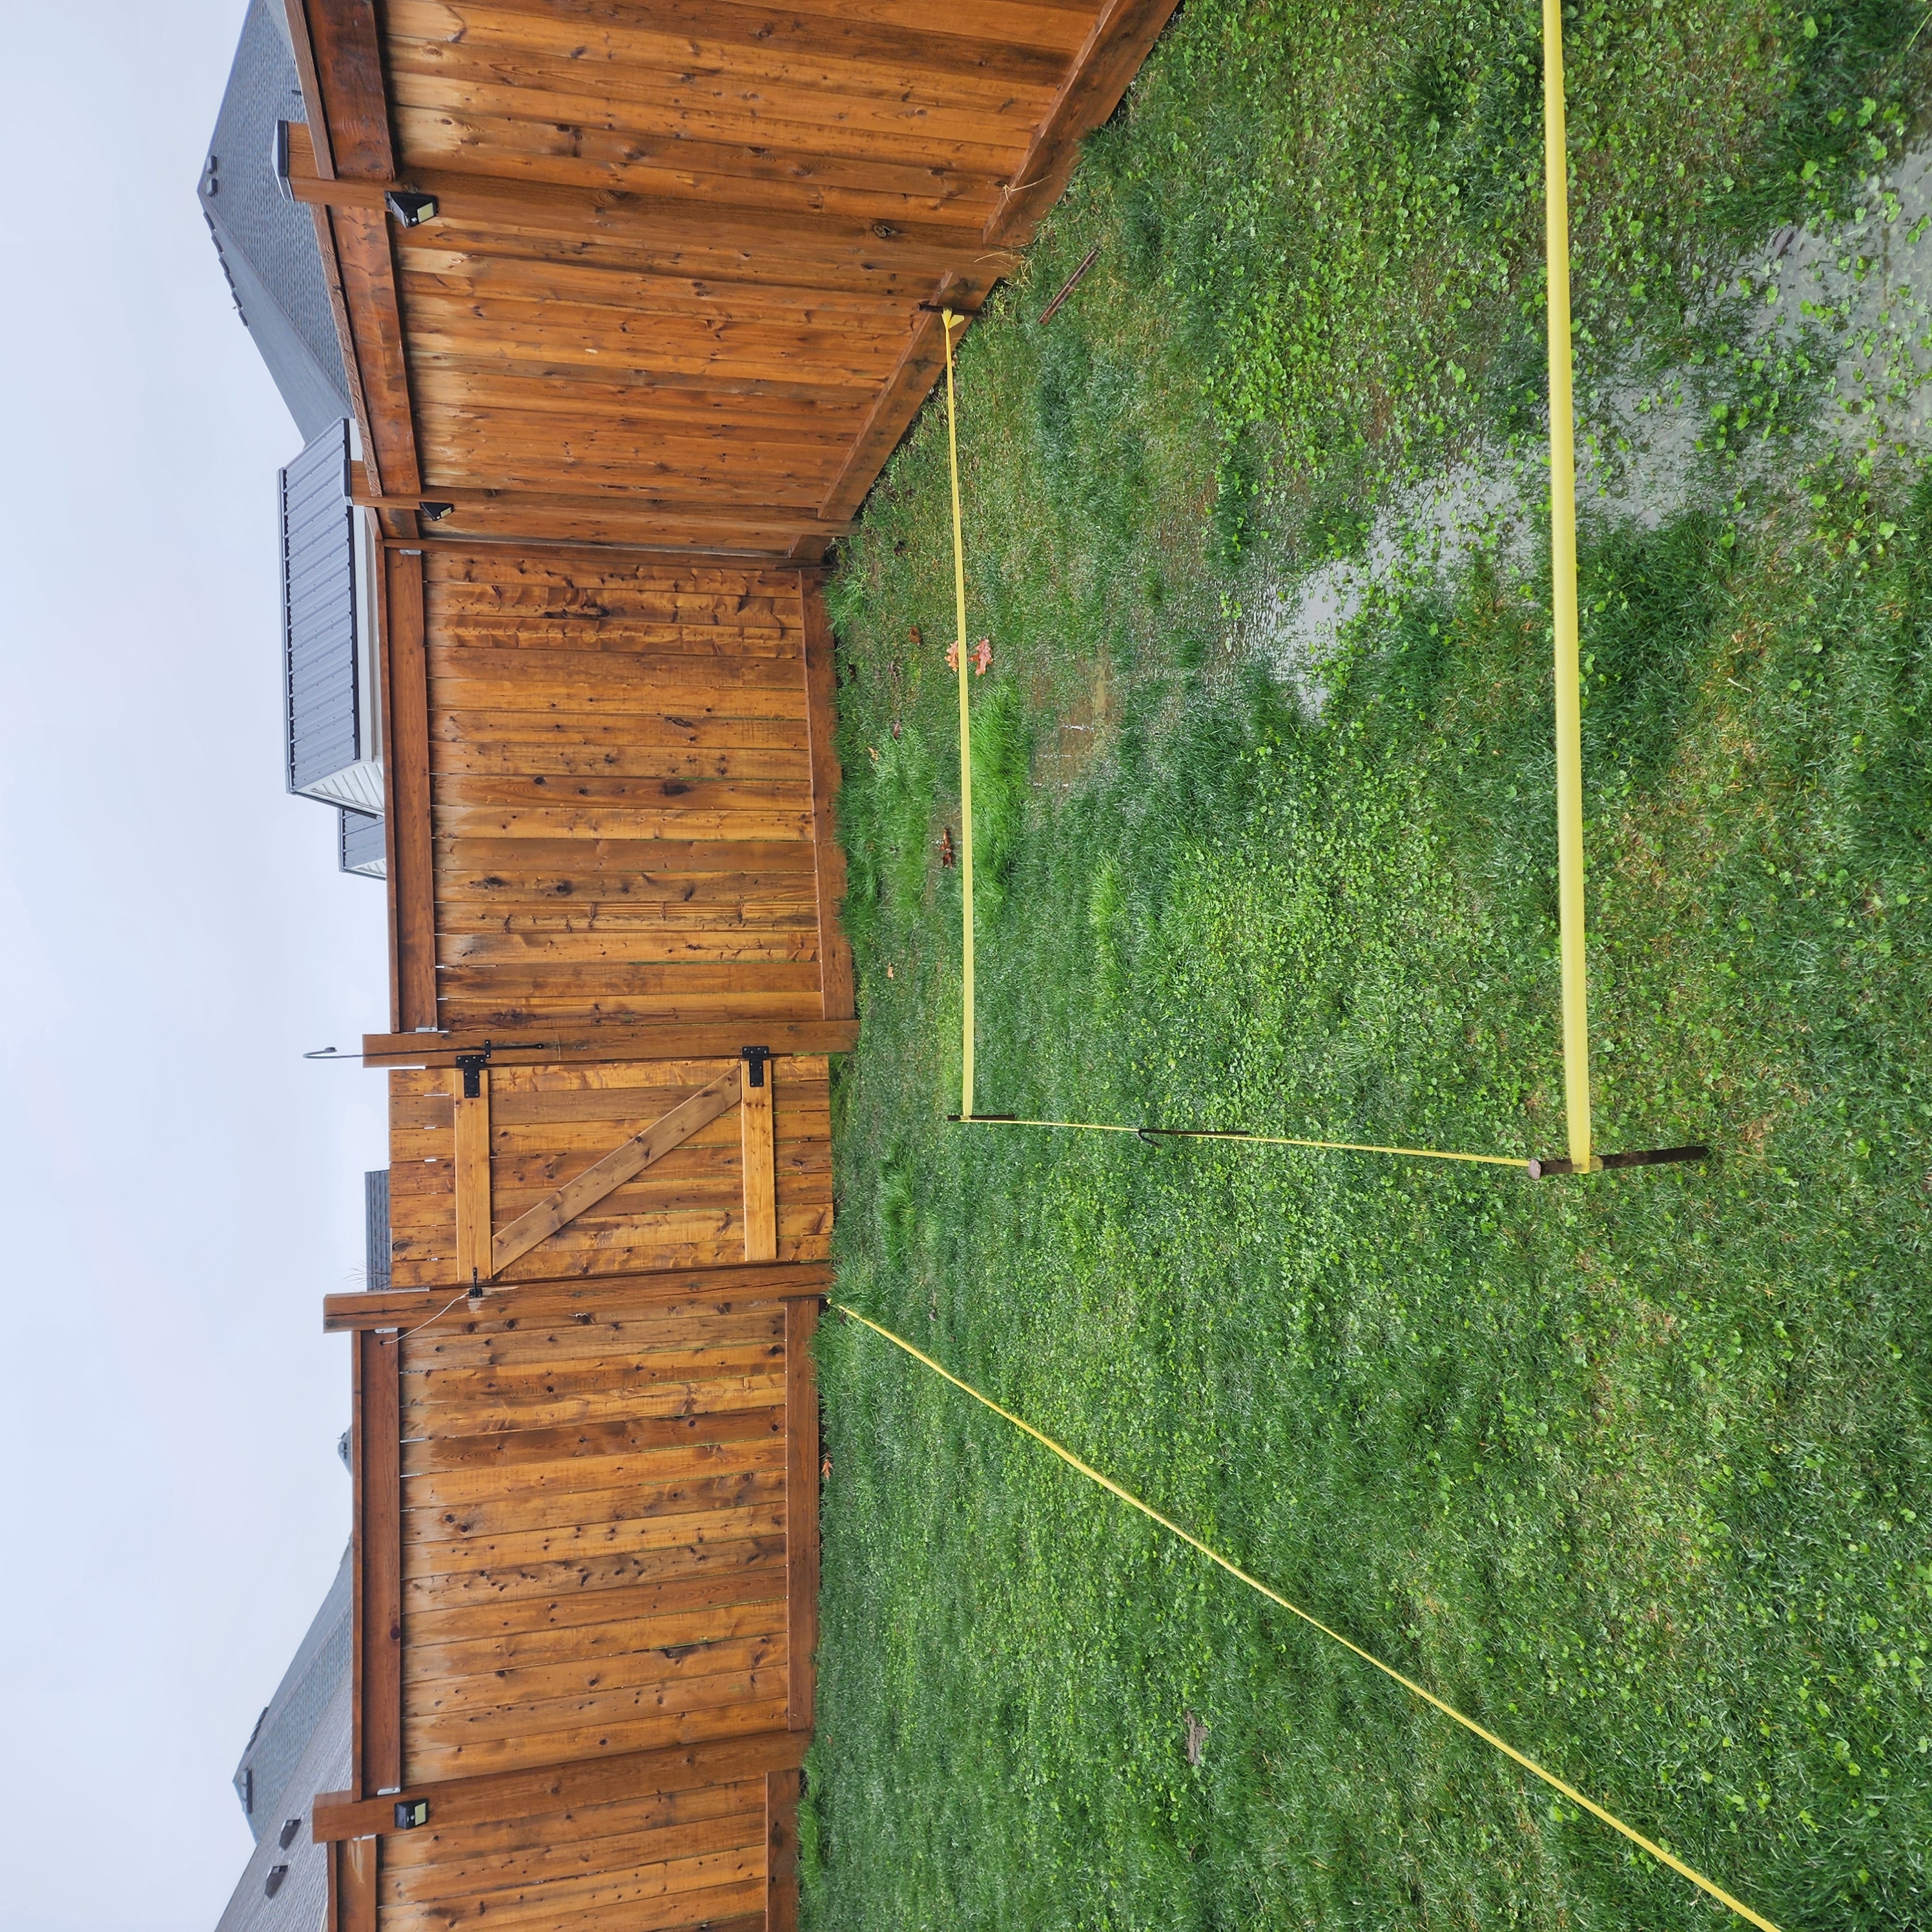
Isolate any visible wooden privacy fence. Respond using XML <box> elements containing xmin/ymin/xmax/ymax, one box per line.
<box><xmin>283</xmin><ymin>1</ymin><xmax>1183</xmax><ymax>1927</ymax></box>
<box><xmin>378</xmin><ymin>551</ymin><xmax>854</xmax><ymax>1042</ymax></box>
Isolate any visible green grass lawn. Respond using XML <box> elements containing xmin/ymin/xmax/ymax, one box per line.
<box><xmin>806</xmin><ymin>5</ymin><xmax>1932</xmax><ymax>1926</ymax></box>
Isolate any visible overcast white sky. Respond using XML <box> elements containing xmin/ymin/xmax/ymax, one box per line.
<box><xmin>0</xmin><ymin>6</ymin><xmax>388</xmax><ymax>1927</ymax></box>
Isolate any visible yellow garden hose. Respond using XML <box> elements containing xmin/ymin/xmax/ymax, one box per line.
<box><xmin>839</xmin><ymin>1303</ymin><xmax>1782</xmax><ymax>1932</ymax></box>
<box><xmin>943</xmin><ymin>309</ymin><xmax>976</xmax><ymax>1121</ymax></box>
<box><xmin>1544</xmin><ymin>0</ymin><xmax>1596</xmax><ymax>1172</ymax></box>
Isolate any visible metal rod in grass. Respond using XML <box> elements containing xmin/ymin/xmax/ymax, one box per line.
<box><xmin>1039</xmin><ymin>243</ymin><xmax>1100</xmax><ymax>325</ymax></box>
<box><xmin>951</xmin><ymin>1115</ymin><xmax>1708</xmax><ymax>1178</ymax></box>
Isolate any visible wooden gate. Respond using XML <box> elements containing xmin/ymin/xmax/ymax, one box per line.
<box><xmin>318</xmin><ymin>1269</ymin><xmax>820</xmax><ymax>1932</ymax></box>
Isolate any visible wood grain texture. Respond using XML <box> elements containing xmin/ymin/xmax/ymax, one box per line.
<box><xmin>358</xmin><ymin>1328</ymin><xmax>404</xmax><ymax>1794</ymax></box>
<box><xmin>331</xmin><ymin>202</ymin><xmax>422</xmax><ymax>498</ymax></box>
<box><xmin>385</xmin><ymin>1810</ymin><xmax>763</xmax><ymax>1911</ymax></box>
<box><xmin>489</xmin><ymin>1069</ymin><xmax>741</xmax><ymax>1274</ymax></box>
<box><xmin>784</xmin><ymin>1297</ymin><xmax>819</xmax><ymax>1732</ymax></box>
<box><xmin>739</xmin><ymin>1060</ymin><xmax>777</xmax><ymax>1264</ymax></box>
<box><xmin>389</xmin><ymin>1288</ymin><xmax>821</xmax><ymax>1787</ymax></box>
<box><xmin>799</xmin><ymin>577</ymin><xmax>854</xmax><ymax>1018</ymax></box>
<box><xmin>280</xmin><ymin>0</ymin><xmax>336</xmax><ymax>177</ymax></box>
<box><xmin>381</xmin><ymin>1058</ymin><xmax>831</xmax><ymax>1287</ymax></box>
<box><xmin>453</xmin><ymin>1069</ymin><xmax>492</xmax><ymax>1286</ymax></box>
<box><xmin>765</xmin><ymin>1764</ymin><xmax>801</xmax><ymax>1932</ymax></box>
<box><xmin>384</xmin><ymin>546</ymin><xmax>437</xmax><ymax>1030</ymax></box>
<box><xmin>305</xmin><ymin>0</ymin><xmax>393</xmax><ymax>178</ymax></box>
<box><xmin>325</xmin><ymin>1258</ymin><xmax>830</xmax><ymax>1332</ymax></box>
<box><xmin>307</xmin><ymin>11</ymin><xmax>1187</xmax><ymax>1917</ymax></box>
<box><xmin>417</xmin><ymin>557</ymin><xmax>834</xmax><ymax>1034</ymax></box>
<box><xmin>338</xmin><ymin>1834</ymin><xmax>377</xmax><ymax>1932</ymax></box>
<box><xmin>314</xmin><ymin>1731</ymin><xmax>806</xmax><ymax>1842</ymax></box>
<box><xmin>300</xmin><ymin>0</ymin><xmax>1177</xmax><ymax>565</ymax></box>
<box><xmin>984</xmin><ymin>0</ymin><xmax>1185</xmax><ymax>247</ymax></box>
<box><xmin>816</xmin><ymin>293</ymin><xmax>972</xmax><ymax>524</ymax></box>
<box><xmin>362</xmin><ymin>1020</ymin><xmax>856</xmax><ymax>1071</ymax></box>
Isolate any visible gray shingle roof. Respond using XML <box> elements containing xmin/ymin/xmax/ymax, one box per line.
<box><xmin>199</xmin><ymin>0</ymin><xmax>352</xmax><ymax>440</ymax></box>
<box><xmin>218</xmin><ymin>1544</ymin><xmax>351</xmax><ymax>1932</ymax></box>
<box><xmin>215</xmin><ymin>1668</ymin><xmax>350</xmax><ymax>1932</ymax></box>
<box><xmin>231</xmin><ymin>1543</ymin><xmax>352</xmax><ymax>1843</ymax></box>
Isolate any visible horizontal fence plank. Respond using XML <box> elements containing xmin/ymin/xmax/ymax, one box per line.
<box><xmin>403</xmin><ymin>1517</ymin><xmax>788</xmax><ymax>1607</ymax></box>
<box><xmin>410</xmin><ymin>1663</ymin><xmax>785</xmax><ymax>1757</ymax></box>
<box><xmin>431</xmin><ymin>741</ymin><xmax>813</xmax><ymax>781</ymax></box>
<box><xmin>438</xmin><ymin>963</ymin><xmax>823</xmax><ymax>999</ymax></box>
<box><xmin>404</xmin><ymin>263</ymin><xmax>906</xmax><ymax>345</ymax></box>
<box><xmin>433</xmin><ymin>774</ymin><xmax>810</xmax><ymax>812</ymax></box>
<box><xmin>385</xmin><ymin>1867</ymin><xmax>766</xmax><ymax>1932</ymax></box>
<box><xmin>385</xmin><ymin>36</ymin><xmax>1045</xmax><ymax>158</ymax></box>
<box><xmin>435</xmin><ymin>996</ymin><xmax>829</xmax><ymax>1033</ymax></box>
<box><xmin>433</xmin><ymin>808</ymin><xmax>816</xmax><ymax>845</ymax></box>
<box><xmin>404</xmin><ymin>1477</ymin><xmax>788</xmax><ymax>1581</ymax></box>
<box><xmin>404</xmin><ymin>1448</ymin><xmax>790</xmax><ymax>1547</ymax></box>
<box><xmin>386</xmin><ymin>45</ymin><xmax>1034</xmax><ymax>172</ymax></box>
<box><xmin>407</xmin><ymin>1696</ymin><xmax>792</xmax><ymax>1785</ymax></box>
<box><xmin>432</xmin><ymin>710</ymin><xmax>811</xmax><ymax>750</ymax></box>
<box><xmin>401</xmin><ymin>1404</ymin><xmax>783</xmax><ymax>1478</ymax></box>
<box><xmin>398</xmin><ymin>1552</ymin><xmax>788</xmax><ymax>1650</ymax></box>
<box><xmin>382</xmin><ymin>1806</ymin><xmax>765</xmax><ymax>1908</ymax></box>
<box><xmin>484</xmin><ymin>1207</ymin><xmax>831</xmax><ymax>1282</ymax></box>
<box><xmin>404</xmin><ymin>1370</ymin><xmax>786</xmax><ymax>1435</ymax></box>
<box><xmin>412</xmin><ymin>1630</ymin><xmax>785</xmax><ymax>1727</ymax></box>
<box><xmin>390</xmin><ymin>1228</ymin><xmax>829</xmax><ymax>1288</ymax></box>
<box><xmin>401</xmin><ymin>1428</ymin><xmax>783</xmax><ymax>1513</ymax></box>
<box><xmin>440</xmin><ymin>931</ymin><xmax>819</xmax><ymax>969</ymax></box>
<box><xmin>435</xmin><ymin>836</ymin><xmax>819</xmax><ymax>874</ymax></box>
<box><xmin>404</xmin><ymin>1311</ymin><xmax>787</xmax><ymax>1373</ymax></box>
<box><xmin>402</xmin><ymin>1598</ymin><xmax>786</xmax><ymax>1689</ymax></box>
<box><xmin>424</xmin><ymin>550</ymin><xmax>807</xmax><ymax>591</ymax></box>
<box><xmin>428</xmin><ymin>642</ymin><xmax>807</xmax><ymax>694</ymax></box>
<box><xmin>385</xmin><ymin>0</ymin><xmax>1070</xmax><ymax>98</ymax></box>
<box><xmin>379</xmin><ymin>1776</ymin><xmax>763</xmax><ymax>1872</ymax></box>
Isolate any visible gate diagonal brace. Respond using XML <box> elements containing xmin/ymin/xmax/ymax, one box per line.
<box><xmin>489</xmin><ymin>1067</ymin><xmax>744</xmax><ymax>1277</ymax></box>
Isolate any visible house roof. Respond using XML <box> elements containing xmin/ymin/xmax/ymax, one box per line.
<box><xmin>231</xmin><ymin>1542</ymin><xmax>351</xmax><ymax>1841</ymax></box>
<box><xmin>199</xmin><ymin>0</ymin><xmax>351</xmax><ymax>441</ymax></box>
<box><xmin>215</xmin><ymin>1667</ymin><xmax>349</xmax><ymax>1932</ymax></box>
<box><xmin>216</xmin><ymin>1543</ymin><xmax>350</xmax><ymax>1932</ymax></box>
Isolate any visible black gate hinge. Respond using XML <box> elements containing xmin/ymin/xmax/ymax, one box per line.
<box><xmin>454</xmin><ymin>1045</ymin><xmax>493</xmax><ymax>1098</ymax></box>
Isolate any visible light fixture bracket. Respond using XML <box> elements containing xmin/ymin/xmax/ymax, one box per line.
<box><xmin>384</xmin><ymin>189</ymin><xmax>438</xmax><ymax>227</ymax></box>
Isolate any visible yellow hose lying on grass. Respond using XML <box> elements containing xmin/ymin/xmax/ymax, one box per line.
<box><xmin>839</xmin><ymin>1302</ymin><xmax>1783</xmax><ymax>1932</ymax></box>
